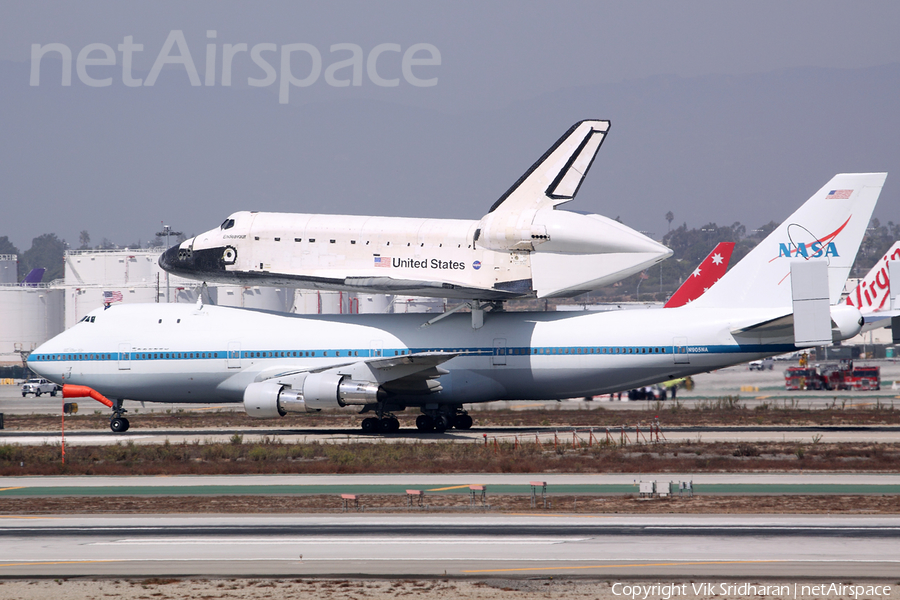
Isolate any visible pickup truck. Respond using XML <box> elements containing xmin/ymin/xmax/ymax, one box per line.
<box><xmin>21</xmin><ymin>378</ymin><xmax>61</xmax><ymax>397</ymax></box>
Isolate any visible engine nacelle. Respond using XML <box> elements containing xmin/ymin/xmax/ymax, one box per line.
<box><xmin>302</xmin><ymin>372</ymin><xmax>345</xmax><ymax>410</ymax></box>
<box><xmin>243</xmin><ymin>374</ymin><xmax>383</xmax><ymax>419</ymax></box>
<box><xmin>243</xmin><ymin>381</ymin><xmax>286</xmax><ymax>418</ymax></box>
<box><xmin>831</xmin><ymin>304</ymin><xmax>864</xmax><ymax>341</ymax></box>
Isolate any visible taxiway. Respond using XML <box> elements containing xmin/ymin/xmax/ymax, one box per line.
<box><xmin>0</xmin><ymin>513</ymin><xmax>897</xmax><ymax>578</ymax></box>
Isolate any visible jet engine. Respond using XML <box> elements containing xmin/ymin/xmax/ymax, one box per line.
<box><xmin>243</xmin><ymin>373</ymin><xmax>382</xmax><ymax>418</ymax></box>
<box><xmin>830</xmin><ymin>304</ymin><xmax>864</xmax><ymax>341</ymax></box>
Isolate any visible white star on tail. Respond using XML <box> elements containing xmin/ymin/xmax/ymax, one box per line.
<box><xmin>711</xmin><ymin>253</ymin><xmax>724</xmax><ymax>265</ymax></box>
<box><xmin>692</xmin><ymin>267</ymin><xmax>701</xmax><ymax>278</ymax></box>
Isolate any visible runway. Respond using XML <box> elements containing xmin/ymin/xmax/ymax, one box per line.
<box><xmin>4</xmin><ymin>424</ymin><xmax>900</xmax><ymax>446</ymax></box>
<box><xmin>0</xmin><ymin>513</ymin><xmax>897</xmax><ymax>578</ymax></box>
<box><xmin>2</xmin><ymin>473</ymin><xmax>899</xmax><ymax>497</ymax></box>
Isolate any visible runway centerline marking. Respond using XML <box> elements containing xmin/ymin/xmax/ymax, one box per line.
<box><xmin>463</xmin><ymin>559</ymin><xmax>783</xmax><ymax>573</ymax></box>
<box><xmin>0</xmin><ymin>560</ymin><xmax>120</xmax><ymax>567</ymax></box>
<box><xmin>92</xmin><ymin>537</ymin><xmax>586</xmax><ymax>546</ymax></box>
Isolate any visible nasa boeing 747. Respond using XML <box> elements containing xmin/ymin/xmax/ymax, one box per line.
<box><xmin>159</xmin><ymin>121</ymin><xmax>671</xmax><ymax>300</ymax></box>
<box><xmin>30</xmin><ymin>173</ymin><xmax>885</xmax><ymax>433</ymax></box>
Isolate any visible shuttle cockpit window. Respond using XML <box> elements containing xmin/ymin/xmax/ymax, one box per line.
<box><xmin>220</xmin><ymin>218</ymin><xmax>236</xmax><ymax>230</ymax></box>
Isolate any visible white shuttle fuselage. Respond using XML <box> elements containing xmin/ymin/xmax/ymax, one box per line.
<box><xmin>160</xmin><ymin>121</ymin><xmax>671</xmax><ymax>300</ymax></box>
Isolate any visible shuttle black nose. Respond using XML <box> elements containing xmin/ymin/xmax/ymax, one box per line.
<box><xmin>159</xmin><ymin>244</ymin><xmax>181</xmax><ymax>272</ymax></box>
<box><xmin>159</xmin><ymin>242</ymin><xmax>233</xmax><ymax>283</ymax></box>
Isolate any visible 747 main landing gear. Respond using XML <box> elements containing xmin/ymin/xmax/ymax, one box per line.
<box><xmin>361</xmin><ymin>416</ymin><xmax>400</xmax><ymax>433</ymax></box>
<box><xmin>109</xmin><ymin>399</ymin><xmax>129</xmax><ymax>433</ymax></box>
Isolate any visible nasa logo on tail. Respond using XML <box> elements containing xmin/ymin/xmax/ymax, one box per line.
<box><xmin>775</xmin><ymin>216</ymin><xmax>851</xmax><ymax>260</ymax></box>
<box><xmin>777</xmin><ymin>242</ymin><xmax>840</xmax><ymax>258</ymax></box>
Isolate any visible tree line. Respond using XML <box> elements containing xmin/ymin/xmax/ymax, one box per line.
<box><xmin>0</xmin><ymin>229</ymin><xmax>186</xmax><ymax>283</ymax></box>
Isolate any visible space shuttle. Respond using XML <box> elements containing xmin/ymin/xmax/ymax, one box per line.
<box><xmin>160</xmin><ymin>121</ymin><xmax>672</xmax><ymax>300</ymax></box>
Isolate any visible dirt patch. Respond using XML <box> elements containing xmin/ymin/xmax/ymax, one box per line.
<box><xmin>8</xmin><ymin>578</ymin><xmax>899</xmax><ymax>600</ymax></box>
<box><xmin>0</xmin><ymin>493</ymin><xmax>897</xmax><ymax>516</ymax></box>
<box><xmin>2</xmin><ymin>439</ymin><xmax>899</xmax><ymax>476</ymax></box>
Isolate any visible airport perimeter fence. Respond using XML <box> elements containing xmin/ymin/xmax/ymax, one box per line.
<box><xmin>479</xmin><ymin>422</ymin><xmax>667</xmax><ymax>453</ymax></box>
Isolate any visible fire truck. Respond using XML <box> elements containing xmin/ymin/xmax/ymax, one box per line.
<box><xmin>784</xmin><ymin>360</ymin><xmax>880</xmax><ymax>391</ymax></box>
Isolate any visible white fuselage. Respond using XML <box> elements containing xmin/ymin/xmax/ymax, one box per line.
<box><xmin>29</xmin><ymin>302</ymin><xmax>796</xmax><ymax>408</ymax></box>
<box><xmin>159</xmin><ymin>209</ymin><xmax>671</xmax><ymax>300</ymax></box>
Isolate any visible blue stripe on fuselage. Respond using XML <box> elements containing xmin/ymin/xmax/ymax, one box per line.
<box><xmin>27</xmin><ymin>343</ymin><xmax>798</xmax><ymax>363</ymax></box>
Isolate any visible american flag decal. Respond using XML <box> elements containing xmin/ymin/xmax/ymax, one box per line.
<box><xmin>103</xmin><ymin>290</ymin><xmax>123</xmax><ymax>303</ymax></box>
<box><xmin>826</xmin><ymin>189</ymin><xmax>852</xmax><ymax>199</ymax></box>
<box><xmin>373</xmin><ymin>256</ymin><xmax>391</xmax><ymax>268</ymax></box>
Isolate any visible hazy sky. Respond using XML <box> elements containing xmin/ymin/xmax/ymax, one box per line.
<box><xmin>2</xmin><ymin>1</ymin><xmax>899</xmax><ymax>251</ymax></box>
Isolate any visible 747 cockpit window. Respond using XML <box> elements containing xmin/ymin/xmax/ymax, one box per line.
<box><xmin>220</xmin><ymin>218</ymin><xmax>236</xmax><ymax>230</ymax></box>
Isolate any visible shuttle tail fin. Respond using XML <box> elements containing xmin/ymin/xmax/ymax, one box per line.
<box><xmin>691</xmin><ymin>173</ymin><xmax>887</xmax><ymax>310</ymax></box>
<box><xmin>488</xmin><ymin>120</ymin><xmax>610</xmax><ymax>214</ymax></box>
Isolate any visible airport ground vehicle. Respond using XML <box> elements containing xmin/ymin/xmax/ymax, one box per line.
<box><xmin>627</xmin><ymin>386</ymin><xmax>667</xmax><ymax>400</ymax></box>
<box><xmin>21</xmin><ymin>378</ymin><xmax>61</xmax><ymax>397</ymax></box>
<box><xmin>784</xmin><ymin>361</ymin><xmax>880</xmax><ymax>391</ymax></box>
<box><xmin>749</xmin><ymin>358</ymin><xmax>774</xmax><ymax>371</ymax></box>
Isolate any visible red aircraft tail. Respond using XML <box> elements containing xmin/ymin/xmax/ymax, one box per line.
<box><xmin>664</xmin><ymin>242</ymin><xmax>735</xmax><ymax>308</ymax></box>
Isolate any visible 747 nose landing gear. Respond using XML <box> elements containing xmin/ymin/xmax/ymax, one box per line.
<box><xmin>109</xmin><ymin>399</ymin><xmax>129</xmax><ymax>433</ymax></box>
<box><xmin>110</xmin><ymin>417</ymin><xmax>130</xmax><ymax>433</ymax></box>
